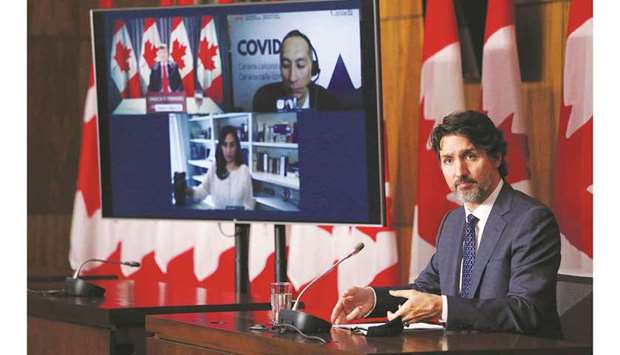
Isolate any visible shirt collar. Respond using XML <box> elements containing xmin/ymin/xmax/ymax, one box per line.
<box><xmin>465</xmin><ymin>179</ymin><xmax>504</xmax><ymax>222</ymax></box>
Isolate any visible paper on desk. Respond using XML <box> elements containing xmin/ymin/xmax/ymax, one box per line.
<box><xmin>333</xmin><ymin>322</ymin><xmax>444</xmax><ymax>331</ymax></box>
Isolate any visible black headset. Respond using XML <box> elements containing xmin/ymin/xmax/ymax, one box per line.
<box><xmin>281</xmin><ymin>30</ymin><xmax>321</xmax><ymax>80</ymax></box>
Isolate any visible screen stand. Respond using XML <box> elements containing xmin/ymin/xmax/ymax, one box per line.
<box><xmin>234</xmin><ymin>223</ymin><xmax>250</xmax><ymax>298</ymax></box>
<box><xmin>274</xmin><ymin>224</ymin><xmax>287</xmax><ymax>282</ymax></box>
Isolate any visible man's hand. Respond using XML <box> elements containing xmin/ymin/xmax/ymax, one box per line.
<box><xmin>330</xmin><ymin>287</ymin><xmax>374</xmax><ymax>324</ymax></box>
<box><xmin>386</xmin><ymin>289</ymin><xmax>442</xmax><ymax>325</ymax></box>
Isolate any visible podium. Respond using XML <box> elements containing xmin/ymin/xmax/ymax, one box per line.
<box><xmin>27</xmin><ymin>280</ymin><xmax>269</xmax><ymax>355</ymax></box>
<box><xmin>146</xmin><ymin>92</ymin><xmax>187</xmax><ymax>113</ymax></box>
<box><xmin>112</xmin><ymin>95</ymin><xmax>222</xmax><ymax>115</ymax></box>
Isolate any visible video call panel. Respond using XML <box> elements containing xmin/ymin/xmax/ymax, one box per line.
<box><xmin>92</xmin><ymin>0</ymin><xmax>384</xmax><ymax>224</ymax></box>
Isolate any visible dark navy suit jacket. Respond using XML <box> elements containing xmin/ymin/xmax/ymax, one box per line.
<box><xmin>148</xmin><ymin>62</ymin><xmax>182</xmax><ymax>93</ymax></box>
<box><xmin>252</xmin><ymin>82</ymin><xmax>342</xmax><ymax>112</ymax></box>
<box><xmin>371</xmin><ymin>184</ymin><xmax>562</xmax><ymax>338</ymax></box>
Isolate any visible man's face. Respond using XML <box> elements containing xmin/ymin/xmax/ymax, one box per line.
<box><xmin>439</xmin><ymin>134</ymin><xmax>501</xmax><ymax>207</ymax></box>
<box><xmin>280</xmin><ymin>36</ymin><xmax>312</xmax><ymax>99</ymax></box>
<box><xmin>157</xmin><ymin>48</ymin><xmax>169</xmax><ymax>64</ymax></box>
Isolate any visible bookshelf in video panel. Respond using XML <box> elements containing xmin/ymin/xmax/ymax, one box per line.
<box><xmin>187</xmin><ymin>112</ymin><xmax>300</xmax><ymax>212</ymax></box>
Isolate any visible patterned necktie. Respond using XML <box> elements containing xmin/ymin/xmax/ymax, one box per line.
<box><xmin>460</xmin><ymin>214</ymin><xmax>479</xmax><ymax>298</ymax></box>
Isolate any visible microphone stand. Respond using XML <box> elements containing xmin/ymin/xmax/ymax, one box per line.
<box><xmin>279</xmin><ymin>243</ymin><xmax>365</xmax><ymax>333</ymax></box>
<box><xmin>65</xmin><ymin>259</ymin><xmax>140</xmax><ymax>297</ymax></box>
<box><xmin>233</xmin><ymin>223</ymin><xmax>283</xmax><ymax>303</ymax></box>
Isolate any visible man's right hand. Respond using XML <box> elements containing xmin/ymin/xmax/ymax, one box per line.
<box><xmin>330</xmin><ymin>286</ymin><xmax>375</xmax><ymax>324</ymax></box>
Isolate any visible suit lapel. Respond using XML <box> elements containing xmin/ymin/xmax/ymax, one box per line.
<box><xmin>446</xmin><ymin>212</ymin><xmax>465</xmax><ymax>296</ymax></box>
<box><xmin>468</xmin><ymin>184</ymin><xmax>512</xmax><ymax>297</ymax></box>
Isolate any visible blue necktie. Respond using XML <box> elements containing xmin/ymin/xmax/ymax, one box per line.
<box><xmin>460</xmin><ymin>214</ymin><xmax>479</xmax><ymax>298</ymax></box>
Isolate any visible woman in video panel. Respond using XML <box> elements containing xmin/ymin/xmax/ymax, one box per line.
<box><xmin>188</xmin><ymin>125</ymin><xmax>254</xmax><ymax>210</ymax></box>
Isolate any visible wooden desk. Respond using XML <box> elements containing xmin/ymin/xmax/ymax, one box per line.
<box><xmin>146</xmin><ymin>311</ymin><xmax>592</xmax><ymax>355</ymax></box>
<box><xmin>27</xmin><ymin>280</ymin><xmax>269</xmax><ymax>355</ymax></box>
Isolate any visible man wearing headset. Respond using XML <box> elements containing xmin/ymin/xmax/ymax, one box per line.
<box><xmin>253</xmin><ymin>30</ymin><xmax>342</xmax><ymax>112</ymax></box>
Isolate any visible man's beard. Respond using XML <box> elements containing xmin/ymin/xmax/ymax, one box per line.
<box><xmin>454</xmin><ymin>177</ymin><xmax>492</xmax><ymax>204</ymax></box>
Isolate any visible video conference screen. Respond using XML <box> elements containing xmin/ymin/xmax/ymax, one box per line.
<box><xmin>91</xmin><ymin>0</ymin><xmax>385</xmax><ymax>225</ymax></box>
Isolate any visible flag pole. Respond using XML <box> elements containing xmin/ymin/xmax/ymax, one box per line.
<box><xmin>234</xmin><ymin>223</ymin><xmax>250</xmax><ymax>297</ymax></box>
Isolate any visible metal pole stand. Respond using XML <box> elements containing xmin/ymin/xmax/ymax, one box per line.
<box><xmin>274</xmin><ymin>224</ymin><xmax>287</xmax><ymax>282</ymax></box>
<box><xmin>234</xmin><ymin>223</ymin><xmax>250</xmax><ymax>297</ymax></box>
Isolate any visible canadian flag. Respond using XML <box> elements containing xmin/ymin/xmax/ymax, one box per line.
<box><xmin>110</xmin><ymin>20</ymin><xmax>141</xmax><ymax>98</ymax></box>
<box><xmin>481</xmin><ymin>0</ymin><xmax>531</xmax><ymax>195</ymax></box>
<box><xmin>410</xmin><ymin>0</ymin><xmax>465</xmax><ymax>280</ymax></box>
<box><xmin>70</xmin><ymin>0</ymin><xmax>117</xmax><ymax>270</ymax></box>
<box><xmin>139</xmin><ymin>18</ymin><xmax>161</xmax><ymax>93</ymax></box>
<box><xmin>196</xmin><ymin>16</ymin><xmax>223</xmax><ymax>104</ymax></box>
<box><xmin>169</xmin><ymin>17</ymin><xmax>195</xmax><ymax>96</ymax></box>
<box><xmin>70</xmin><ymin>67</ymin><xmax>117</xmax><ymax>268</ymax></box>
<box><xmin>553</xmin><ymin>0</ymin><xmax>592</xmax><ymax>276</ymax></box>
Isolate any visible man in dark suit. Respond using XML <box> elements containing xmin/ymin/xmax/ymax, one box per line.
<box><xmin>331</xmin><ymin>110</ymin><xmax>562</xmax><ymax>338</ymax></box>
<box><xmin>148</xmin><ymin>44</ymin><xmax>182</xmax><ymax>93</ymax></box>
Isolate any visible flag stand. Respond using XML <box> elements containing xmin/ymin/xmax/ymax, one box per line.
<box><xmin>234</xmin><ymin>223</ymin><xmax>250</xmax><ymax>296</ymax></box>
<box><xmin>233</xmin><ymin>224</ymin><xmax>287</xmax><ymax>296</ymax></box>
<box><xmin>274</xmin><ymin>224</ymin><xmax>287</xmax><ymax>283</ymax></box>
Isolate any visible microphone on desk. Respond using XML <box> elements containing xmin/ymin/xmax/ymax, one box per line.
<box><xmin>65</xmin><ymin>259</ymin><xmax>141</xmax><ymax>297</ymax></box>
<box><xmin>279</xmin><ymin>242</ymin><xmax>365</xmax><ymax>333</ymax></box>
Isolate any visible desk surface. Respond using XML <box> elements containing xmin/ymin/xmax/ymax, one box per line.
<box><xmin>28</xmin><ymin>280</ymin><xmax>269</xmax><ymax>328</ymax></box>
<box><xmin>146</xmin><ymin>311</ymin><xmax>591</xmax><ymax>355</ymax></box>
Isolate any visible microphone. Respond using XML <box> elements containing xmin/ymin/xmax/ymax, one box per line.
<box><xmin>65</xmin><ymin>259</ymin><xmax>141</xmax><ymax>297</ymax></box>
<box><xmin>71</xmin><ymin>259</ymin><xmax>141</xmax><ymax>279</ymax></box>
<box><xmin>292</xmin><ymin>242</ymin><xmax>364</xmax><ymax>311</ymax></box>
<box><xmin>279</xmin><ymin>242</ymin><xmax>365</xmax><ymax>333</ymax></box>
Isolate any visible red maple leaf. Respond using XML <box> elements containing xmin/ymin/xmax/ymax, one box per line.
<box><xmin>171</xmin><ymin>39</ymin><xmax>187</xmax><ymax>70</ymax></box>
<box><xmin>318</xmin><ymin>225</ymin><xmax>333</xmax><ymax>234</ymax></box>
<box><xmin>355</xmin><ymin>226</ymin><xmax>392</xmax><ymax>242</ymax></box>
<box><xmin>113</xmin><ymin>41</ymin><xmax>132</xmax><ymax>72</ymax></box>
<box><xmin>199</xmin><ymin>37</ymin><xmax>219</xmax><ymax>71</ymax></box>
<box><xmin>142</xmin><ymin>40</ymin><xmax>157</xmax><ymax>68</ymax></box>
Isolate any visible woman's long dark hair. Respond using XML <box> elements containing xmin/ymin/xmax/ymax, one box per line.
<box><xmin>215</xmin><ymin>125</ymin><xmax>242</xmax><ymax>180</ymax></box>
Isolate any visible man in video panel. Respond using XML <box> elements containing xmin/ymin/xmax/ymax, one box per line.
<box><xmin>148</xmin><ymin>44</ymin><xmax>182</xmax><ymax>93</ymax></box>
<box><xmin>331</xmin><ymin>111</ymin><xmax>563</xmax><ymax>338</ymax></box>
<box><xmin>252</xmin><ymin>30</ymin><xmax>341</xmax><ymax>112</ymax></box>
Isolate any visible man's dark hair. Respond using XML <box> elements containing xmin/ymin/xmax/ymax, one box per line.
<box><xmin>430</xmin><ymin>110</ymin><xmax>508</xmax><ymax>177</ymax></box>
<box><xmin>215</xmin><ymin>125</ymin><xmax>243</xmax><ymax>180</ymax></box>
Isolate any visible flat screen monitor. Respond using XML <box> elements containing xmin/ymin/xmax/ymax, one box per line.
<box><xmin>91</xmin><ymin>0</ymin><xmax>385</xmax><ymax>225</ymax></box>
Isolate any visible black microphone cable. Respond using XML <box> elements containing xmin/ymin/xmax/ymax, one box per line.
<box><xmin>27</xmin><ymin>288</ymin><xmax>63</xmax><ymax>296</ymax></box>
<box><xmin>271</xmin><ymin>323</ymin><xmax>327</xmax><ymax>344</ymax></box>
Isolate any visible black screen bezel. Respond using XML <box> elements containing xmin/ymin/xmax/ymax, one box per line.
<box><xmin>91</xmin><ymin>0</ymin><xmax>385</xmax><ymax>226</ymax></box>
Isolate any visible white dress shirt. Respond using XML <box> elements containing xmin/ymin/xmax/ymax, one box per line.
<box><xmin>193</xmin><ymin>164</ymin><xmax>255</xmax><ymax>210</ymax></box>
